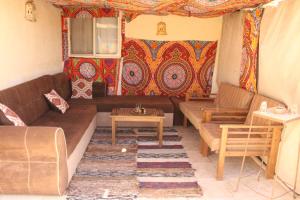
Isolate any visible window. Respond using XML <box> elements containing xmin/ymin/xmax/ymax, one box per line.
<box><xmin>68</xmin><ymin>16</ymin><xmax>121</xmax><ymax>58</ymax></box>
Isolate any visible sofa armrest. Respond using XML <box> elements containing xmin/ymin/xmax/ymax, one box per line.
<box><xmin>0</xmin><ymin>126</ymin><xmax>68</xmax><ymax>195</ymax></box>
<box><xmin>202</xmin><ymin>107</ymin><xmax>248</xmax><ymax>124</ymax></box>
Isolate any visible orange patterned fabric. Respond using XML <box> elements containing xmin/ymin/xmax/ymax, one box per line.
<box><xmin>49</xmin><ymin>0</ymin><xmax>271</xmax><ymax>18</ymax></box>
<box><xmin>240</xmin><ymin>8</ymin><xmax>264</xmax><ymax>92</ymax></box>
<box><xmin>122</xmin><ymin>38</ymin><xmax>217</xmax><ymax>97</ymax></box>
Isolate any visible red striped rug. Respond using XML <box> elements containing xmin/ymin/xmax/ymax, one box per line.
<box><xmin>137</xmin><ymin>127</ymin><xmax>202</xmax><ymax>199</ymax></box>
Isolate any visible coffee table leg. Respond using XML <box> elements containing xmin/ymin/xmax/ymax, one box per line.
<box><xmin>156</xmin><ymin>122</ymin><xmax>160</xmax><ymax>139</ymax></box>
<box><xmin>112</xmin><ymin>118</ymin><xmax>116</xmax><ymax>145</ymax></box>
<box><xmin>159</xmin><ymin>119</ymin><xmax>163</xmax><ymax>146</ymax></box>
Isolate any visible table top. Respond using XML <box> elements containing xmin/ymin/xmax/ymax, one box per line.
<box><xmin>111</xmin><ymin>108</ymin><xmax>165</xmax><ymax>117</ymax></box>
<box><xmin>253</xmin><ymin>108</ymin><xmax>300</xmax><ymax>124</ymax></box>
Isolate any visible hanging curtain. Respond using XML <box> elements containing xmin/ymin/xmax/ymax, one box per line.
<box><xmin>49</xmin><ymin>0</ymin><xmax>271</xmax><ymax>18</ymax></box>
<box><xmin>239</xmin><ymin>8</ymin><xmax>264</xmax><ymax>92</ymax></box>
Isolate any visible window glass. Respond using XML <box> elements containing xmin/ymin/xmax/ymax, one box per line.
<box><xmin>70</xmin><ymin>18</ymin><xmax>93</xmax><ymax>54</ymax></box>
<box><xmin>96</xmin><ymin>17</ymin><xmax>118</xmax><ymax>54</ymax></box>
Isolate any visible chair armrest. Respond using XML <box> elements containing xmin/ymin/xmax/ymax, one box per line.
<box><xmin>219</xmin><ymin>124</ymin><xmax>283</xmax><ymax>129</ymax></box>
<box><xmin>0</xmin><ymin>126</ymin><xmax>68</xmax><ymax>195</ymax></box>
<box><xmin>202</xmin><ymin>108</ymin><xmax>249</xmax><ymax>124</ymax></box>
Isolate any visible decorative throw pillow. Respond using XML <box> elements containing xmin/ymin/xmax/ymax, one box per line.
<box><xmin>92</xmin><ymin>81</ymin><xmax>107</xmax><ymax>98</ymax></box>
<box><xmin>71</xmin><ymin>79</ymin><xmax>93</xmax><ymax>99</ymax></box>
<box><xmin>44</xmin><ymin>89</ymin><xmax>70</xmax><ymax>114</ymax></box>
<box><xmin>0</xmin><ymin>103</ymin><xmax>26</xmax><ymax>126</ymax></box>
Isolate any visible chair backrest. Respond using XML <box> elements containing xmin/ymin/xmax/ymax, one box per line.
<box><xmin>245</xmin><ymin>94</ymin><xmax>286</xmax><ymax>125</ymax></box>
<box><xmin>215</xmin><ymin>83</ymin><xmax>254</xmax><ymax>109</ymax></box>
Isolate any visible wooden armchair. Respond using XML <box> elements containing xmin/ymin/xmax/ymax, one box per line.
<box><xmin>179</xmin><ymin>83</ymin><xmax>255</xmax><ymax>129</ymax></box>
<box><xmin>199</xmin><ymin>94</ymin><xmax>285</xmax><ymax>180</ymax></box>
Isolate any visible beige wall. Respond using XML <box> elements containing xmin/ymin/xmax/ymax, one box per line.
<box><xmin>216</xmin><ymin>12</ymin><xmax>244</xmax><ymax>86</ymax></box>
<box><xmin>126</xmin><ymin>14</ymin><xmax>223</xmax><ymax>92</ymax></box>
<box><xmin>217</xmin><ymin>0</ymin><xmax>300</xmax><ymax>191</ymax></box>
<box><xmin>0</xmin><ymin>0</ymin><xmax>62</xmax><ymax>90</ymax></box>
<box><xmin>259</xmin><ymin>0</ymin><xmax>300</xmax><ymax>191</ymax></box>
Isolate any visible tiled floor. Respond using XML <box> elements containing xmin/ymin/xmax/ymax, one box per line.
<box><xmin>176</xmin><ymin>126</ymin><xmax>298</xmax><ymax>200</ymax></box>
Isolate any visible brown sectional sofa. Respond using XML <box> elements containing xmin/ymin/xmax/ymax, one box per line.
<box><xmin>0</xmin><ymin>72</ymin><xmax>181</xmax><ymax>196</ymax></box>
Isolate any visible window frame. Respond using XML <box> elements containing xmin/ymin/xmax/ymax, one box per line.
<box><xmin>67</xmin><ymin>14</ymin><xmax>122</xmax><ymax>59</ymax></box>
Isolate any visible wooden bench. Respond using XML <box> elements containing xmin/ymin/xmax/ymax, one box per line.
<box><xmin>179</xmin><ymin>82</ymin><xmax>255</xmax><ymax>130</ymax></box>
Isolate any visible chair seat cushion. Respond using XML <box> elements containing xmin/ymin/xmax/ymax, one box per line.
<box><xmin>31</xmin><ymin>104</ymin><xmax>97</xmax><ymax>156</ymax></box>
<box><xmin>179</xmin><ymin>101</ymin><xmax>215</xmax><ymax>129</ymax></box>
<box><xmin>199</xmin><ymin>123</ymin><xmax>221</xmax><ymax>151</ymax></box>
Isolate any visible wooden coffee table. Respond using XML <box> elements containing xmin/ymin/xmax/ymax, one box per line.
<box><xmin>110</xmin><ymin>108</ymin><xmax>165</xmax><ymax>146</ymax></box>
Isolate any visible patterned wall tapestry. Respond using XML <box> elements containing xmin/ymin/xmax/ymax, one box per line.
<box><xmin>122</xmin><ymin>39</ymin><xmax>217</xmax><ymax>97</ymax></box>
<box><xmin>62</xmin><ymin>7</ymin><xmax>121</xmax><ymax>95</ymax></box>
<box><xmin>240</xmin><ymin>8</ymin><xmax>263</xmax><ymax>93</ymax></box>
<box><xmin>64</xmin><ymin>58</ymin><xmax>120</xmax><ymax>95</ymax></box>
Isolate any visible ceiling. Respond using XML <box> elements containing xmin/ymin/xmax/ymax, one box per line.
<box><xmin>48</xmin><ymin>0</ymin><xmax>272</xmax><ymax>18</ymax></box>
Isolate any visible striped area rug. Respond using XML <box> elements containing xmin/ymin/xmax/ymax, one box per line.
<box><xmin>66</xmin><ymin>127</ymin><xmax>202</xmax><ymax>200</ymax></box>
<box><xmin>67</xmin><ymin>127</ymin><xmax>138</xmax><ymax>200</ymax></box>
<box><xmin>136</xmin><ymin>127</ymin><xmax>202</xmax><ymax>199</ymax></box>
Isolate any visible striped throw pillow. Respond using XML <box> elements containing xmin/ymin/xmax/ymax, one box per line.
<box><xmin>0</xmin><ymin>103</ymin><xmax>26</xmax><ymax>126</ymax></box>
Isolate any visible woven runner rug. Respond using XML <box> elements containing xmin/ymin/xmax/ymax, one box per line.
<box><xmin>137</xmin><ymin>127</ymin><xmax>202</xmax><ymax>199</ymax></box>
<box><xmin>66</xmin><ymin>127</ymin><xmax>202</xmax><ymax>200</ymax></box>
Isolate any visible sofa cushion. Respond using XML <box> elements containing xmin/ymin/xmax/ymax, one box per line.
<box><xmin>179</xmin><ymin>101</ymin><xmax>215</xmax><ymax>129</ymax></box>
<box><xmin>94</xmin><ymin>96</ymin><xmax>174</xmax><ymax>113</ymax></box>
<box><xmin>52</xmin><ymin>73</ymin><xmax>72</xmax><ymax>100</ymax></box>
<box><xmin>44</xmin><ymin>89</ymin><xmax>70</xmax><ymax>114</ymax></box>
<box><xmin>93</xmin><ymin>82</ymin><xmax>107</xmax><ymax>98</ymax></box>
<box><xmin>199</xmin><ymin>123</ymin><xmax>221</xmax><ymax>151</ymax></box>
<box><xmin>71</xmin><ymin>79</ymin><xmax>93</xmax><ymax>99</ymax></box>
<box><xmin>31</xmin><ymin>104</ymin><xmax>97</xmax><ymax>156</ymax></box>
<box><xmin>216</xmin><ymin>83</ymin><xmax>254</xmax><ymax>109</ymax></box>
<box><xmin>0</xmin><ymin>103</ymin><xmax>26</xmax><ymax>126</ymax></box>
<box><xmin>0</xmin><ymin>75</ymin><xmax>55</xmax><ymax>125</ymax></box>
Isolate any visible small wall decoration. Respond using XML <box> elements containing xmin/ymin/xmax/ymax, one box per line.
<box><xmin>157</xmin><ymin>21</ymin><xmax>167</xmax><ymax>35</ymax></box>
<box><xmin>25</xmin><ymin>0</ymin><xmax>36</xmax><ymax>22</ymax></box>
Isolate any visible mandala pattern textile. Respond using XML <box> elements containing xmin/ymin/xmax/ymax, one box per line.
<box><xmin>49</xmin><ymin>0</ymin><xmax>271</xmax><ymax>18</ymax></box>
<box><xmin>64</xmin><ymin>58</ymin><xmax>120</xmax><ymax>95</ymax></box>
<box><xmin>44</xmin><ymin>89</ymin><xmax>70</xmax><ymax>114</ymax></box>
<box><xmin>0</xmin><ymin>103</ymin><xmax>26</xmax><ymax>126</ymax></box>
<box><xmin>122</xmin><ymin>38</ymin><xmax>217</xmax><ymax>97</ymax></box>
<box><xmin>240</xmin><ymin>8</ymin><xmax>264</xmax><ymax>92</ymax></box>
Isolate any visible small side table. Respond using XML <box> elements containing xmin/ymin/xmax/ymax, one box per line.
<box><xmin>236</xmin><ymin>108</ymin><xmax>300</xmax><ymax>198</ymax></box>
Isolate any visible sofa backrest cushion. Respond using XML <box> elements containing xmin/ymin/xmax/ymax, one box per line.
<box><xmin>93</xmin><ymin>82</ymin><xmax>107</xmax><ymax>98</ymax></box>
<box><xmin>52</xmin><ymin>73</ymin><xmax>72</xmax><ymax>100</ymax></box>
<box><xmin>0</xmin><ymin>75</ymin><xmax>55</xmax><ymax>125</ymax></box>
<box><xmin>245</xmin><ymin>94</ymin><xmax>286</xmax><ymax>125</ymax></box>
<box><xmin>216</xmin><ymin>83</ymin><xmax>254</xmax><ymax>109</ymax></box>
